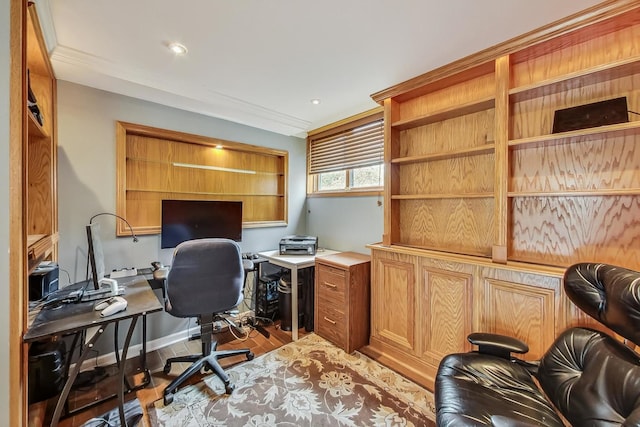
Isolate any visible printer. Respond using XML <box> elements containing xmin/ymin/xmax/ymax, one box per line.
<box><xmin>279</xmin><ymin>235</ymin><xmax>318</xmax><ymax>255</ymax></box>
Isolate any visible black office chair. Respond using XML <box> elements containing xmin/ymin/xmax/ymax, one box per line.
<box><xmin>435</xmin><ymin>263</ymin><xmax>640</xmax><ymax>426</ymax></box>
<box><xmin>161</xmin><ymin>238</ymin><xmax>254</xmax><ymax>406</ymax></box>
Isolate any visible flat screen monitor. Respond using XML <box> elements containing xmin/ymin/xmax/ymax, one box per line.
<box><xmin>161</xmin><ymin>199</ymin><xmax>243</xmax><ymax>249</ymax></box>
<box><xmin>86</xmin><ymin>223</ymin><xmax>105</xmax><ymax>290</ymax></box>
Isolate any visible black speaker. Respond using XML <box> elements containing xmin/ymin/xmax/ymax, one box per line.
<box><xmin>29</xmin><ymin>264</ymin><xmax>59</xmax><ymax>301</ymax></box>
<box><xmin>552</xmin><ymin>97</ymin><xmax>628</xmax><ymax>133</ymax></box>
<box><xmin>28</xmin><ymin>340</ymin><xmax>66</xmax><ymax>404</ymax></box>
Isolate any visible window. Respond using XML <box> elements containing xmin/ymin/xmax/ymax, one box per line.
<box><xmin>308</xmin><ymin>108</ymin><xmax>384</xmax><ymax>196</ymax></box>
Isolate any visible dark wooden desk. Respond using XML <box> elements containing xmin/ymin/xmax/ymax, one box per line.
<box><xmin>24</xmin><ymin>276</ymin><xmax>163</xmax><ymax>427</ymax></box>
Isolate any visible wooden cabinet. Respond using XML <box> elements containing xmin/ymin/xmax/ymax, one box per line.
<box><xmin>24</xmin><ymin>3</ymin><xmax>58</xmax><ymax>274</ymax></box>
<box><xmin>375</xmin><ymin>3</ymin><xmax>640</xmax><ymax>270</ymax></box>
<box><xmin>314</xmin><ymin>252</ymin><xmax>370</xmax><ymax>353</ymax></box>
<box><xmin>365</xmin><ymin>246</ymin><xmax>564</xmax><ymax>389</ymax></box>
<box><xmin>365</xmin><ymin>3</ymin><xmax>640</xmax><ymax>391</ymax></box>
<box><xmin>10</xmin><ymin>2</ymin><xmax>59</xmax><ymax>424</ymax></box>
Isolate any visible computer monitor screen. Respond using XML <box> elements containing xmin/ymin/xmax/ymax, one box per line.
<box><xmin>161</xmin><ymin>199</ymin><xmax>243</xmax><ymax>249</ymax></box>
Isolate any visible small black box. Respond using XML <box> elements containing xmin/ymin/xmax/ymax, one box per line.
<box><xmin>28</xmin><ymin>340</ymin><xmax>66</xmax><ymax>404</ymax></box>
<box><xmin>29</xmin><ymin>263</ymin><xmax>59</xmax><ymax>301</ymax></box>
<box><xmin>552</xmin><ymin>97</ymin><xmax>628</xmax><ymax>133</ymax></box>
<box><xmin>256</xmin><ymin>274</ymin><xmax>280</xmax><ymax>320</ymax></box>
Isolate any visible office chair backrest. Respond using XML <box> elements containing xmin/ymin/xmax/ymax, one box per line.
<box><xmin>165</xmin><ymin>238</ymin><xmax>244</xmax><ymax>317</ymax></box>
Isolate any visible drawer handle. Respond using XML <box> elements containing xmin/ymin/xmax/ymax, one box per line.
<box><xmin>324</xmin><ymin>282</ymin><xmax>337</xmax><ymax>288</ymax></box>
<box><xmin>323</xmin><ymin>316</ymin><xmax>336</xmax><ymax>325</ymax></box>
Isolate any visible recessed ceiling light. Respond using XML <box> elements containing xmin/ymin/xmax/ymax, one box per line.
<box><xmin>311</xmin><ymin>99</ymin><xmax>321</xmax><ymax>105</ymax></box>
<box><xmin>168</xmin><ymin>42</ymin><xmax>188</xmax><ymax>55</ymax></box>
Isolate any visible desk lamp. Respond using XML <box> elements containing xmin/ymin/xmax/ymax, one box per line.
<box><xmin>86</xmin><ymin>212</ymin><xmax>138</xmax><ymax>290</ymax></box>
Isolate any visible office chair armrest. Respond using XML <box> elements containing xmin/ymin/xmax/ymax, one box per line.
<box><xmin>468</xmin><ymin>332</ymin><xmax>529</xmax><ymax>359</ymax></box>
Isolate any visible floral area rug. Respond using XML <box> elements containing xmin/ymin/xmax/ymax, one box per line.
<box><xmin>149</xmin><ymin>333</ymin><xmax>436</xmax><ymax>426</ymax></box>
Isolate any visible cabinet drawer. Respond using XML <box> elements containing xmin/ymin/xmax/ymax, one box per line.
<box><xmin>316</xmin><ymin>303</ymin><xmax>346</xmax><ymax>347</ymax></box>
<box><xmin>316</xmin><ymin>265</ymin><xmax>347</xmax><ymax>303</ymax></box>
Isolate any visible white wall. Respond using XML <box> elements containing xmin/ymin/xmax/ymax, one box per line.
<box><xmin>56</xmin><ymin>80</ymin><xmax>307</xmax><ymax>345</ymax></box>
<box><xmin>56</xmin><ymin>80</ymin><xmax>385</xmax><ymax>358</ymax></box>
<box><xmin>0</xmin><ymin>0</ymin><xmax>11</xmax><ymax>422</ymax></box>
<box><xmin>306</xmin><ymin>196</ymin><xmax>383</xmax><ymax>254</ymax></box>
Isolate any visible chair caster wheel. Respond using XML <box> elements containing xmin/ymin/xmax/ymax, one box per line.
<box><xmin>225</xmin><ymin>383</ymin><xmax>234</xmax><ymax>394</ymax></box>
<box><xmin>164</xmin><ymin>393</ymin><xmax>174</xmax><ymax>406</ymax></box>
<box><xmin>163</xmin><ymin>363</ymin><xmax>171</xmax><ymax>375</ymax></box>
<box><xmin>247</xmin><ymin>352</ymin><xmax>254</xmax><ymax>361</ymax></box>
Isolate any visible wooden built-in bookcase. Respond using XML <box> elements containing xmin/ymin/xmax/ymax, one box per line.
<box><xmin>364</xmin><ymin>1</ymin><xmax>640</xmax><ymax>391</ymax></box>
<box><xmin>116</xmin><ymin>121</ymin><xmax>288</xmax><ymax>236</ymax></box>
<box><xmin>25</xmin><ymin>3</ymin><xmax>58</xmax><ymax>274</ymax></box>
<box><xmin>11</xmin><ymin>1</ymin><xmax>59</xmax><ymax>424</ymax></box>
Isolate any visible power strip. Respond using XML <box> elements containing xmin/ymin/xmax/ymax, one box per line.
<box><xmin>110</xmin><ymin>267</ymin><xmax>137</xmax><ymax>279</ymax></box>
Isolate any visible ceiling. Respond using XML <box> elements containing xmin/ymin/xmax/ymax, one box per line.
<box><xmin>37</xmin><ymin>0</ymin><xmax>603</xmax><ymax>137</ymax></box>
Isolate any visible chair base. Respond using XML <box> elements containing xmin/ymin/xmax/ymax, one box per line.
<box><xmin>163</xmin><ymin>344</ymin><xmax>254</xmax><ymax>406</ymax></box>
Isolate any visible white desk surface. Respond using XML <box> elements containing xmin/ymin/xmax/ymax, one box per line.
<box><xmin>258</xmin><ymin>249</ymin><xmax>340</xmax><ymax>268</ymax></box>
<box><xmin>258</xmin><ymin>249</ymin><xmax>340</xmax><ymax>341</ymax></box>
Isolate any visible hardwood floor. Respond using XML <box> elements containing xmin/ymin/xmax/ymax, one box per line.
<box><xmin>33</xmin><ymin>322</ymin><xmax>304</xmax><ymax>427</ymax></box>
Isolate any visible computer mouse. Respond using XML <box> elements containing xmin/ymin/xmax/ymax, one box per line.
<box><xmin>94</xmin><ymin>297</ymin><xmax>115</xmax><ymax>311</ymax></box>
<box><xmin>99</xmin><ymin>296</ymin><xmax>128</xmax><ymax>317</ymax></box>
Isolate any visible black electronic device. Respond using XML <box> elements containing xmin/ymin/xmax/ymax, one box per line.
<box><xmin>161</xmin><ymin>199</ymin><xmax>243</xmax><ymax>249</ymax></box>
<box><xmin>29</xmin><ymin>263</ymin><xmax>59</xmax><ymax>301</ymax></box>
<box><xmin>28</xmin><ymin>340</ymin><xmax>66</xmax><ymax>404</ymax></box>
<box><xmin>256</xmin><ymin>274</ymin><xmax>280</xmax><ymax>320</ymax></box>
<box><xmin>279</xmin><ymin>235</ymin><xmax>318</xmax><ymax>255</ymax></box>
<box><xmin>552</xmin><ymin>97</ymin><xmax>629</xmax><ymax>133</ymax></box>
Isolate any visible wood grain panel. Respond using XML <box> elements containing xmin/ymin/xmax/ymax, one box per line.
<box><xmin>116</xmin><ymin>122</ymin><xmax>288</xmax><ymax>235</ymax></box>
<box><xmin>398</xmin><ymin>72</ymin><xmax>495</xmax><ymax>122</ymax></box>
<box><xmin>494</xmin><ymin>55</ymin><xmax>510</xmax><ymax>262</ymax></box>
<box><xmin>511</xmin><ymin>73</ymin><xmax>639</xmax><ymax>140</ymax></box>
<box><xmin>420</xmin><ymin>267</ymin><xmax>473</xmax><ymax>363</ymax></box>
<box><xmin>511</xmin><ymin>17</ymin><xmax>640</xmax><ymax>89</ymax></box>
<box><xmin>27</xmin><ymin>137</ymin><xmax>52</xmax><ymax>235</ymax></box>
<box><xmin>510</xmin><ymin>196</ymin><xmax>640</xmax><ymax>270</ymax></box>
<box><xmin>399</xmin><ymin>199</ymin><xmax>494</xmax><ymax>256</ymax></box>
<box><xmin>399</xmin><ymin>109</ymin><xmax>495</xmax><ymax>157</ymax></box>
<box><xmin>371</xmin><ymin>252</ymin><xmax>416</xmax><ymax>353</ymax></box>
<box><xmin>483</xmin><ymin>278</ymin><xmax>556</xmax><ymax>360</ymax></box>
<box><xmin>384</xmin><ymin>98</ymin><xmax>401</xmax><ymax>246</ymax></box>
<box><xmin>510</xmin><ymin>134</ymin><xmax>640</xmax><ymax>193</ymax></box>
<box><xmin>399</xmin><ymin>153</ymin><xmax>494</xmax><ymax>195</ymax></box>
<box><xmin>125</xmin><ymin>191</ymin><xmax>283</xmax><ymax>232</ymax></box>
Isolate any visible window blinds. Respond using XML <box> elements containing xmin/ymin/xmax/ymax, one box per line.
<box><xmin>308</xmin><ymin>112</ymin><xmax>384</xmax><ymax>175</ymax></box>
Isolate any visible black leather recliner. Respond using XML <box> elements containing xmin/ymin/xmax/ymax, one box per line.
<box><xmin>435</xmin><ymin>263</ymin><xmax>640</xmax><ymax>426</ymax></box>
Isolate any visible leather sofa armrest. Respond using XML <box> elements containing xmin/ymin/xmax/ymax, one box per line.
<box><xmin>491</xmin><ymin>415</ymin><xmax>541</xmax><ymax>427</ymax></box>
<box><xmin>468</xmin><ymin>332</ymin><xmax>529</xmax><ymax>358</ymax></box>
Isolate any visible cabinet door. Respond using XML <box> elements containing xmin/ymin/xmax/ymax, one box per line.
<box><xmin>371</xmin><ymin>251</ymin><xmax>416</xmax><ymax>353</ymax></box>
<box><xmin>419</xmin><ymin>264</ymin><xmax>473</xmax><ymax>366</ymax></box>
<box><xmin>480</xmin><ymin>269</ymin><xmax>561</xmax><ymax>360</ymax></box>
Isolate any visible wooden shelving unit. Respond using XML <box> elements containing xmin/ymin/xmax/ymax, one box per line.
<box><xmin>116</xmin><ymin>121</ymin><xmax>289</xmax><ymax>236</ymax></box>
<box><xmin>25</xmin><ymin>4</ymin><xmax>58</xmax><ymax>275</ymax></box>
<box><xmin>363</xmin><ymin>2</ymin><xmax>640</xmax><ymax>391</ymax></box>
<box><xmin>10</xmin><ymin>2</ymin><xmax>60</xmax><ymax>425</ymax></box>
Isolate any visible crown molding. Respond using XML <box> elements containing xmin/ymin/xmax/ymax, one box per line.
<box><xmin>50</xmin><ymin>45</ymin><xmax>310</xmax><ymax>136</ymax></box>
<box><xmin>35</xmin><ymin>0</ymin><xmax>310</xmax><ymax>137</ymax></box>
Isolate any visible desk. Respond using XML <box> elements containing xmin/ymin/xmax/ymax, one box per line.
<box><xmin>24</xmin><ymin>276</ymin><xmax>163</xmax><ymax>427</ymax></box>
<box><xmin>258</xmin><ymin>249</ymin><xmax>339</xmax><ymax>340</ymax></box>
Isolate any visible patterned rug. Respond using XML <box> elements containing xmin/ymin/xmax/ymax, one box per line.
<box><xmin>149</xmin><ymin>334</ymin><xmax>436</xmax><ymax>426</ymax></box>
